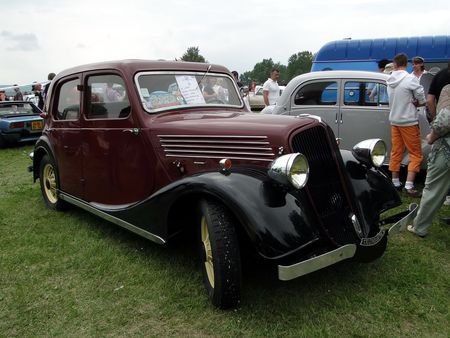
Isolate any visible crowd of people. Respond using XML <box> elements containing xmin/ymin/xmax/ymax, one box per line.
<box><xmin>255</xmin><ymin>54</ymin><xmax>450</xmax><ymax>237</ymax></box>
<box><xmin>0</xmin><ymin>72</ymin><xmax>56</xmax><ymax>111</ymax></box>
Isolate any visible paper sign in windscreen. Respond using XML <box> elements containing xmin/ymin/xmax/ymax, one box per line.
<box><xmin>175</xmin><ymin>75</ymin><xmax>205</xmax><ymax>104</ymax></box>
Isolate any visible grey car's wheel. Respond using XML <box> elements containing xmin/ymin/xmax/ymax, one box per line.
<box><xmin>198</xmin><ymin>199</ymin><xmax>242</xmax><ymax>309</ymax></box>
<box><xmin>39</xmin><ymin>154</ymin><xmax>67</xmax><ymax>211</ymax></box>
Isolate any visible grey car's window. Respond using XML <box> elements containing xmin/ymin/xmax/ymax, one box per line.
<box><xmin>56</xmin><ymin>79</ymin><xmax>80</xmax><ymax>120</ymax></box>
<box><xmin>344</xmin><ymin>81</ymin><xmax>388</xmax><ymax>106</ymax></box>
<box><xmin>86</xmin><ymin>75</ymin><xmax>131</xmax><ymax>119</ymax></box>
<box><xmin>136</xmin><ymin>72</ymin><xmax>242</xmax><ymax>113</ymax></box>
<box><xmin>294</xmin><ymin>81</ymin><xmax>337</xmax><ymax>106</ymax></box>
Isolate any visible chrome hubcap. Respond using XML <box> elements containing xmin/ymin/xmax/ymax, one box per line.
<box><xmin>201</xmin><ymin>216</ymin><xmax>214</xmax><ymax>288</ymax></box>
<box><xmin>43</xmin><ymin>164</ymin><xmax>57</xmax><ymax>204</ymax></box>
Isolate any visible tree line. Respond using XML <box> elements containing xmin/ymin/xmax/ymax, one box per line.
<box><xmin>179</xmin><ymin>47</ymin><xmax>313</xmax><ymax>86</ymax></box>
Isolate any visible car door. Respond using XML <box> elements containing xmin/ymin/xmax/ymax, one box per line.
<box><xmin>81</xmin><ymin>73</ymin><xmax>154</xmax><ymax>206</ymax></box>
<box><xmin>288</xmin><ymin>79</ymin><xmax>340</xmax><ymax>139</ymax></box>
<box><xmin>338</xmin><ymin>80</ymin><xmax>390</xmax><ymax>151</ymax></box>
<box><xmin>48</xmin><ymin>77</ymin><xmax>84</xmax><ymax>197</ymax></box>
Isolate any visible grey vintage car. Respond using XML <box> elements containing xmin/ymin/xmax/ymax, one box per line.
<box><xmin>264</xmin><ymin>71</ymin><xmax>430</xmax><ymax>167</ymax></box>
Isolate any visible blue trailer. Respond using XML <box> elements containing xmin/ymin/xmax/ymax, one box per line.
<box><xmin>311</xmin><ymin>36</ymin><xmax>450</xmax><ymax>73</ymax></box>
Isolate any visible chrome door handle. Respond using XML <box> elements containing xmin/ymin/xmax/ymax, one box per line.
<box><xmin>123</xmin><ymin>128</ymin><xmax>140</xmax><ymax>136</ymax></box>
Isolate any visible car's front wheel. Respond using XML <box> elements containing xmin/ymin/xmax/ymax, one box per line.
<box><xmin>39</xmin><ymin>154</ymin><xmax>66</xmax><ymax>210</ymax></box>
<box><xmin>198</xmin><ymin>199</ymin><xmax>242</xmax><ymax>309</ymax></box>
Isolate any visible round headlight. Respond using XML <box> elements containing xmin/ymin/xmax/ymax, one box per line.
<box><xmin>288</xmin><ymin>153</ymin><xmax>309</xmax><ymax>189</ymax></box>
<box><xmin>352</xmin><ymin>139</ymin><xmax>386</xmax><ymax>168</ymax></box>
<box><xmin>370</xmin><ymin>139</ymin><xmax>386</xmax><ymax>167</ymax></box>
<box><xmin>268</xmin><ymin>153</ymin><xmax>309</xmax><ymax>189</ymax></box>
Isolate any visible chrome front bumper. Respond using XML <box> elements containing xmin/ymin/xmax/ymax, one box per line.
<box><xmin>278</xmin><ymin>203</ymin><xmax>419</xmax><ymax>281</ymax></box>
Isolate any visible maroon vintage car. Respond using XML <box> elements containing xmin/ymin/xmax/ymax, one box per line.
<box><xmin>32</xmin><ymin>60</ymin><xmax>416</xmax><ymax>308</ymax></box>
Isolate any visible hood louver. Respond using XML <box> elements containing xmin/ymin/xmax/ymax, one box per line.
<box><xmin>159</xmin><ymin>135</ymin><xmax>275</xmax><ymax>162</ymax></box>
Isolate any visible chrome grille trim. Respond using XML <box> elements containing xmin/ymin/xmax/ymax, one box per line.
<box><xmin>162</xmin><ymin>144</ymin><xmax>273</xmax><ymax>151</ymax></box>
<box><xmin>159</xmin><ymin>135</ymin><xmax>275</xmax><ymax>162</ymax></box>
<box><xmin>165</xmin><ymin>154</ymin><xmax>274</xmax><ymax>162</ymax></box>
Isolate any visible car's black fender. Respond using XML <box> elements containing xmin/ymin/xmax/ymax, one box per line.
<box><xmin>108</xmin><ymin>168</ymin><xmax>322</xmax><ymax>260</ymax></box>
<box><xmin>339</xmin><ymin>149</ymin><xmax>402</xmax><ymax>236</ymax></box>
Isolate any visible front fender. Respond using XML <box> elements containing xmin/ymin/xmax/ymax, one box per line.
<box><xmin>340</xmin><ymin>149</ymin><xmax>401</xmax><ymax>235</ymax></box>
<box><xmin>32</xmin><ymin>135</ymin><xmax>55</xmax><ymax>182</ymax></box>
<box><xmin>113</xmin><ymin>169</ymin><xmax>321</xmax><ymax>260</ymax></box>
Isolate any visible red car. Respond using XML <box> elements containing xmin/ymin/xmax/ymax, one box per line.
<box><xmin>31</xmin><ymin>60</ymin><xmax>416</xmax><ymax>308</ymax></box>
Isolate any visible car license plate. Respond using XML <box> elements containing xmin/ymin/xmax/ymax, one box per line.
<box><xmin>31</xmin><ymin>121</ymin><xmax>43</xmax><ymax>130</ymax></box>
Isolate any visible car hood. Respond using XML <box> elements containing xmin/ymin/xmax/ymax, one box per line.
<box><xmin>149</xmin><ymin>111</ymin><xmax>317</xmax><ymax>139</ymax></box>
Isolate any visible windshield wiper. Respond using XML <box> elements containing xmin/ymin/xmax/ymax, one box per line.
<box><xmin>197</xmin><ymin>64</ymin><xmax>212</xmax><ymax>86</ymax></box>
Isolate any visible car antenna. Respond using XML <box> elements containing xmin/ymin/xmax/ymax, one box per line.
<box><xmin>198</xmin><ymin>64</ymin><xmax>212</xmax><ymax>85</ymax></box>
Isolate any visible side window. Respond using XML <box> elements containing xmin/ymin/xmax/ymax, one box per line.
<box><xmin>56</xmin><ymin>79</ymin><xmax>80</xmax><ymax>120</ymax></box>
<box><xmin>86</xmin><ymin>74</ymin><xmax>130</xmax><ymax>119</ymax></box>
<box><xmin>294</xmin><ymin>81</ymin><xmax>337</xmax><ymax>106</ymax></box>
<box><xmin>344</xmin><ymin>81</ymin><xmax>388</xmax><ymax>106</ymax></box>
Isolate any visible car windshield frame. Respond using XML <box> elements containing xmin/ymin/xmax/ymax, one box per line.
<box><xmin>135</xmin><ymin>71</ymin><xmax>243</xmax><ymax>113</ymax></box>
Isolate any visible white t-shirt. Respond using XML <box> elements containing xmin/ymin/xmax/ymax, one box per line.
<box><xmin>263</xmin><ymin>78</ymin><xmax>280</xmax><ymax>105</ymax></box>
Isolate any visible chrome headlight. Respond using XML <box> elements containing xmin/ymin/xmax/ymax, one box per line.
<box><xmin>268</xmin><ymin>153</ymin><xmax>309</xmax><ymax>189</ymax></box>
<box><xmin>352</xmin><ymin>139</ymin><xmax>386</xmax><ymax>168</ymax></box>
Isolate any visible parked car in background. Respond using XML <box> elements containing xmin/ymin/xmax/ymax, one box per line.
<box><xmin>248</xmin><ymin>85</ymin><xmax>285</xmax><ymax>110</ymax></box>
<box><xmin>264</xmin><ymin>70</ymin><xmax>431</xmax><ymax>167</ymax></box>
<box><xmin>0</xmin><ymin>101</ymin><xmax>43</xmax><ymax>147</ymax></box>
<box><xmin>31</xmin><ymin>60</ymin><xmax>416</xmax><ymax>309</ymax></box>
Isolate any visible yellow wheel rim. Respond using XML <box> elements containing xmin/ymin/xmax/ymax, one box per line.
<box><xmin>201</xmin><ymin>216</ymin><xmax>214</xmax><ymax>288</ymax></box>
<box><xmin>43</xmin><ymin>163</ymin><xmax>58</xmax><ymax>204</ymax></box>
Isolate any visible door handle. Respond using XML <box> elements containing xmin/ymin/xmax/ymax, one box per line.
<box><xmin>123</xmin><ymin>128</ymin><xmax>140</xmax><ymax>136</ymax></box>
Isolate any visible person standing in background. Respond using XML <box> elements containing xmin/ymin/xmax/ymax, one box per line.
<box><xmin>13</xmin><ymin>85</ymin><xmax>23</xmax><ymax>101</ymax></box>
<box><xmin>386</xmin><ymin>53</ymin><xmax>426</xmax><ymax>197</ymax></box>
<box><xmin>43</xmin><ymin>72</ymin><xmax>56</xmax><ymax>101</ymax></box>
<box><xmin>263</xmin><ymin>68</ymin><xmax>280</xmax><ymax>107</ymax></box>
<box><xmin>411</xmin><ymin>56</ymin><xmax>427</xmax><ymax>81</ymax></box>
<box><xmin>33</xmin><ymin>83</ymin><xmax>44</xmax><ymax>110</ymax></box>
<box><xmin>407</xmin><ymin>84</ymin><xmax>450</xmax><ymax>237</ymax></box>
<box><xmin>427</xmin><ymin>60</ymin><xmax>450</xmax><ymax>215</ymax></box>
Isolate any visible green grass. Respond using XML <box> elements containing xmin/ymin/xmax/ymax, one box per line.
<box><xmin>1</xmin><ymin>145</ymin><xmax>449</xmax><ymax>337</ymax></box>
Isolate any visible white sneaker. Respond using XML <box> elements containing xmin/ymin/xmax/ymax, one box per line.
<box><xmin>444</xmin><ymin>196</ymin><xmax>450</xmax><ymax>206</ymax></box>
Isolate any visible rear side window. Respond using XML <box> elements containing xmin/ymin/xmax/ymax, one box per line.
<box><xmin>344</xmin><ymin>81</ymin><xmax>389</xmax><ymax>106</ymax></box>
<box><xmin>294</xmin><ymin>81</ymin><xmax>337</xmax><ymax>106</ymax></box>
<box><xmin>56</xmin><ymin>79</ymin><xmax>80</xmax><ymax>120</ymax></box>
<box><xmin>86</xmin><ymin>75</ymin><xmax>131</xmax><ymax>119</ymax></box>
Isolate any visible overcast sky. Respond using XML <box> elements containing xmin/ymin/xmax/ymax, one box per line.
<box><xmin>1</xmin><ymin>0</ymin><xmax>449</xmax><ymax>85</ymax></box>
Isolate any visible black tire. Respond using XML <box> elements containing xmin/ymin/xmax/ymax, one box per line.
<box><xmin>39</xmin><ymin>154</ymin><xmax>67</xmax><ymax>211</ymax></box>
<box><xmin>198</xmin><ymin>199</ymin><xmax>242</xmax><ymax>309</ymax></box>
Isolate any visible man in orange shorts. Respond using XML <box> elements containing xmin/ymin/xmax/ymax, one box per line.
<box><xmin>386</xmin><ymin>53</ymin><xmax>426</xmax><ymax>197</ymax></box>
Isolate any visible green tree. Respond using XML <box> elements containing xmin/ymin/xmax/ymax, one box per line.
<box><xmin>286</xmin><ymin>51</ymin><xmax>313</xmax><ymax>81</ymax></box>
<box><xmin>180</xmin><ymin>46</ymin><xmax>207</xmax><ymax>63</ymax></box>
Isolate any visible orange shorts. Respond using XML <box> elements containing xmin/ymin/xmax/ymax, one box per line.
<box><xmin>389</xmin><ymin>125</ymin><xmax>423</xmax><ymax>173</ymax></box>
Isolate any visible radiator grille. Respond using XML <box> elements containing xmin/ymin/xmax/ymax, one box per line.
<box><xmin>291</xmin><ymin>126</ymin><xmax>358</xmax><ymax>245</ymax></box>
<box><xmin>159</xmin><ymin>135</ymin><xmax>275</xmax><ymax>162</ymax></box>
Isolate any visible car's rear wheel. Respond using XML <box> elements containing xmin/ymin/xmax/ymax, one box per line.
<box><xmin>39</xmin><ymin>154</ymin><xmax>66</xmax><ymax>210</ymax></box>
<box><xmin>198</xmin><ymin>199</ymin><xmax>242</xmax><ymax>309</ymax></box>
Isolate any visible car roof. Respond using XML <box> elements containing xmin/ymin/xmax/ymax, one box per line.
<box><xmin>55</xmin><ymin>59</ymin><xmax>232</xmax><ymax>80</ymax></box>
<box><xmin>295</xmin><ymin>70</ymin><xmax>389</xmax><ymax>81</ymax></box>
<box><xmin>285</xmin><ymin>70</ymin><xmax>389</xmax><ymax>92</ymax></box>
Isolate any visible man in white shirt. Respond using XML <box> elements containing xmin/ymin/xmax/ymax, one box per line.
<box><xmin>263</xmin><ymin>68</ymin><xmax>280</xmax><ymax>107</ymax></box>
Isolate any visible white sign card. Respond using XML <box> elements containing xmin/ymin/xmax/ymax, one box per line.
<box><xmin>175</xmin><ymin>75</ymin><xmax>205</xmax><ymax>104</ymax></box>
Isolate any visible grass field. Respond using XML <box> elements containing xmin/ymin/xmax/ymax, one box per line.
<box><xmin>1</xmin><ymin>145</ymin><xmax>449</xmax><ymax>337</ymax></box>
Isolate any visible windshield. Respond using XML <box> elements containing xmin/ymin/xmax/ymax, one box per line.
<box><xmin>0</xmin><ymin>102</ymin><xmax>40</xmax><ymax>116</ymax></box>
<box><xmin>136</xmin><ymin>72</ymin><xmax>242</xmax><ymax>113</ymax></box>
